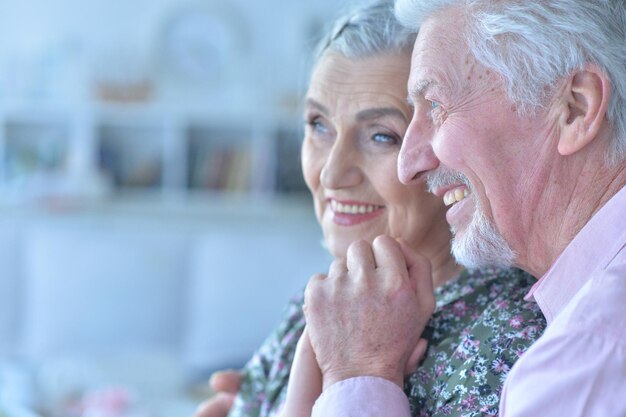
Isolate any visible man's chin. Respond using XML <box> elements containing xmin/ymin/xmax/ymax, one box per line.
<box><xmin>450</xmin><ymin>214</ymin><xmax>516</xmax><ymax>269</ymax></box>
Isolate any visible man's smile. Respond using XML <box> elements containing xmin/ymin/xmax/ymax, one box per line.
<box><xmin>443</xmin><ymin>186</ymin><xmax>470</xmax><ymax>206</ymax></box>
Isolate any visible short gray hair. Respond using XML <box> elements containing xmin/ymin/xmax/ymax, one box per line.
<box><xmin>315</xmin><ymin>0</ymin><xmax>416</xmax><ymax>61</ymax></box>
<box><xmin>395</xmin><ymin>0</ymin><xmax>626</xmax><ymax>164</ymax></box>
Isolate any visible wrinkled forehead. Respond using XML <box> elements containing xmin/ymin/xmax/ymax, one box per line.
<box><xmin>409</xmin><ymin>11</ymin><xmax>478</xmax><ymax>97</ymax></box>
<box><xmin>307</xmin><ymin>51</ymin><xmax>412</xmax><ymax>109</ymax></box>
<box><xmin>312</xmin><ymin>51</ymin><xmax>410</xmax><ymax>85</ymax></box>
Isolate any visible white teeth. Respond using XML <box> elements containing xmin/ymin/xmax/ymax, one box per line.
<box><xmin>330</xmin><ymin>200</ymin><xmax>380</xmax><ymax>214</ymax></box>
<box><xmin>443</xmin><ymin>188</ymin><xmax>470</xmax><ymax>207</ymax></box>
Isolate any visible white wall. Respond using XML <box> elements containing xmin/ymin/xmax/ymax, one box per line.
<box><xmin>0</xmin><ymin>0</ymin><xmax>360</xmax><ymax>111</ymax></box>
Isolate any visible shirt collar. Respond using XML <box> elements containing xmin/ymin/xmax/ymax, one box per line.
<box><xmin>525</xmin><ymin>184</ymin><xmax>626</xmax><ymax>324</ymax></box>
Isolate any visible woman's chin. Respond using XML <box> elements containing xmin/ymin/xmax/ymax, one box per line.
<box><xmin>325</xmin><ymin>236</ymin><xmax>356</xmax><ymax>259</ymax></box>
<box><xmin>325</xmin><ymin>232</ymin><xmax>382</xmax><ymax>259</ymax></box>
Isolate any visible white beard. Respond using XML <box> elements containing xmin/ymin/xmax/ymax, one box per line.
<box><xmin>427</xmin><ymin>167</ymin><xmax>516</xmax><ymax>269</ymax></box>
<box><xmin>450</xmin><ymin>200</ymin><xmax>516</xmax><ymax>269</ymax></box>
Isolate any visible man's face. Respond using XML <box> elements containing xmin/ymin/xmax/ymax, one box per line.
<box><xmin>398</xmin><ymin>9</ymin><xmax>558</xmax><ymax>269</ymax></box>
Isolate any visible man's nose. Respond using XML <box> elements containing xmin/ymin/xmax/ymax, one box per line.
<box><xmin>397</xmin><ymin>119</ymin><xmax>440</xmax><ymax>185</ymax></box>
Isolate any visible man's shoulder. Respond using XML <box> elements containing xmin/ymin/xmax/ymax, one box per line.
<box><xmin>559</xmin><ymin>259</ymin><xmax>626</xmax><ymax>343</ymax></box>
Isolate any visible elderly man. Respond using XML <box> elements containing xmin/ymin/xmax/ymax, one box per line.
<box><xmin>302</xmin><ymin>0</ymin><xmax>626</xmax><ymax>416</ymax></box>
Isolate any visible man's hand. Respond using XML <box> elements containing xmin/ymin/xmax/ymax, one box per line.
<box><xmin>303</xmin><ymin>235</ymin><xmax>435</xmax><ymax>389</ymax></box>
<box><xmin>193</xmin><ymin>370</ymin><xmax>242</xmax><ymax>417</ymax></box>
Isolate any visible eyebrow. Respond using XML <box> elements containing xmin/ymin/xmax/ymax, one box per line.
<box><xmin>306</xmin><ymin>98</ymin><xmax>407</xmax><ymax>123</ymax></box>
<box><xmin>407</xmin><ymin>79</ymin><xmax>434</xmax><ymax>103</ymax></box>
<box><xmin>356</xmin><ymin>107</ymin><xmax>408</xmax><ymax>123</ymax></box>
<box><xmin>305</xmin><ymin>98</ymin><xmax>329</xmax><ymax>115</ymax></box>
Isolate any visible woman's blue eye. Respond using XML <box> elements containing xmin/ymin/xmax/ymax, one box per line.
<box><xmin>430</xmin><ymin>100</ymin><xmax>440</xmax><ymax>109</ymax></box>
<box><xmin>372</xmin><ymin>133</ymin><xmax>397</xmax><ymax>144</ymax></box>
<box><xmin>310</xmin><ymin>120</ymin><xmax>328</xmax><ymax>134</ymax></box>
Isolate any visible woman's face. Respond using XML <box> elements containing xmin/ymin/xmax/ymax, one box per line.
<box><xmin>302</xmin><ymin>51</ymin><xmax>450</xmax><ymax>259</ymax></box>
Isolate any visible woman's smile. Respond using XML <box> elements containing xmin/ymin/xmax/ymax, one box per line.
<box><xmin>327</xmin><ymin>198</ymin><xmax>385</xmax><ymax>226</ymax></box>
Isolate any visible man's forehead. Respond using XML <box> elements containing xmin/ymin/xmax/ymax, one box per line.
<box><xmin>408</xmin><ymin>12</ymin><xmax>472</xmax><ymax>97</ymax></box>
<box><xmin>414</xmin><ymin>11</ymin><xmax>465</xmax><ymax>58</ymax></box>
<box><xmin>408</xmin><ymin>38</ymin><xmax>445</xmax><ymax>97</ymax></box>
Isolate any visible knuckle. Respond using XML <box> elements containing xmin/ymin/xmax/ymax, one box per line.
<box><xmin>308</xmin><ymin>272</ymin><xmax>326</xmax><ymax>285</ymax></box>
<box><xmin>351</xmin><ymin>239</ymin><xmax>369</xmax><ymax>251</ymax></box>
<box><xmin>329</xmin><ymin>258</ymin><xmax>345</xmax><ymax>273</ymax></box>
<box><xmin>372</xmin><ymin>234</ymin><xmax>386</xmax><ymax>245</ymax></box>
<box><xmin>304</xmin><ymin>274</ymin><xmax>326</xmax><ymax>306</ymax></box>
<box><xmin>372</xmin><ymin>234</ymin><xmax>393</xmax><ymax>248</ymax></box>
<box><xmin>379</xmin><ymin>267</ymin><xmax>407</xmax><ymax>287</ymax></box>
<box><xmin>347</xmin><ymin>240</ymin><xmax>369</xmax><ymax>261</ymax></box>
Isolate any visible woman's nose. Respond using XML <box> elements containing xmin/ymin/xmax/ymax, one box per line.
<box><xmin>320</xmin><ymin>135</ymin><xmax>363</xmax><ymax>190</ymax></box>
<box><xmin>397</xmin><ymin>119</ymin><xmax>440</xmax><ymax>184</ymax></box>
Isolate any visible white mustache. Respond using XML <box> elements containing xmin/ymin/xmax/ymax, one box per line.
<box><xmin>426</xmin><ymin>167</ymin><xmax>473</xmax><ymax>194</ymax></box>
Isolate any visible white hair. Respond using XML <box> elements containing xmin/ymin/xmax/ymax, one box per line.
<box><xmin>395</xmin><ymin>0</ymin><xmax>626</xmax><ymax>164</ymax></box>
<box><xmin>315</xmin><ymin>0</ymin><xmax>416</xmax><ymax>61</ymax></box>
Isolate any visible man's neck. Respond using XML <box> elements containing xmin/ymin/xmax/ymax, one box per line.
<box><xmin>521</xmin><ymin>150</ymin><xmax>626</xmax><ymax>278</ymax></box>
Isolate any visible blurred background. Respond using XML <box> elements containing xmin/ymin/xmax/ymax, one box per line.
<box><xmin>0</xmin><ymin>0</ymin><xmax>359</xmax><ymax>415</ymax></box>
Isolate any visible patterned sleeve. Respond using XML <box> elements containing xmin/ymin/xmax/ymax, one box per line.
<box><xmin>227</xmin><ymin>290</ymin><xmax>306</xmax><ymax>417</ymax></box>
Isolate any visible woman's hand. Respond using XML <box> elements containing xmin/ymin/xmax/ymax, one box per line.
<box><xmin>304</xmin><ymin>235</ymin><xmax>435</xmax><ymax>389</ymax></box>
<box><xmin>278</xmin><ymin>327</ymin><xmax>322</xmax><ymax>417</ymax></box>
<box><xmin>193</xmin><ymin>370</ymin><xmax>242</xmax><ymax>417</ymax></box>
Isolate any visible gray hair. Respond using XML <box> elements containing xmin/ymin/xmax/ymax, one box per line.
<box><xmin>314</xmin><ymin>0</ymin><xmax>416</xmax><ymax>61</ymax></box>
<box><xmin>395</xmin><ymin>0</ymin><xmax>626</xmax><ymax>164</ymax></box>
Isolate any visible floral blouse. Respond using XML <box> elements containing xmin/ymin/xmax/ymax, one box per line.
<box><xmin>227</xmin><ymin>267</ymin><xmax>546</xmax><ymax>417</ymax></box>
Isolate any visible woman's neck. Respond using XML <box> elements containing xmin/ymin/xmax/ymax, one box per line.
<box><xmin>427</xmin><ymin>239</ymin><xmax>463</xmax><ymax>289</ymax></box>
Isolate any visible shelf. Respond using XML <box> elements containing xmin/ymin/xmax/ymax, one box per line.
<box><xmin>0</xmin><ymin>99</ymin><xmax>308</xmax><ymax>204</ymax></box>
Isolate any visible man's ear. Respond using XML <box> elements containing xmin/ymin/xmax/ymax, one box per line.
<box><xmin>557</xmin><ymin>64</ymin><xmax>611</xmax><ymax>156</ymax></box>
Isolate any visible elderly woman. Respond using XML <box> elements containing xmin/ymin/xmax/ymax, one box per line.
<box><xmin>194</xmin><ymin>2</ymin><xmax>545</xmax><ymax>417</ymax></box>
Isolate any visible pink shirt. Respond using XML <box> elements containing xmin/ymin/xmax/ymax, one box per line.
<box><xmin>312</xmin><ymin>186</ymin><xmax>626</xmax><ymax>417</ymax></box>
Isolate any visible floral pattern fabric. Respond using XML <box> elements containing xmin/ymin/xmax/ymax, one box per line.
<box><xmin>228</xmin><ymin>267</ymin><xmax>546</xmax><ymax>417</ymax></box>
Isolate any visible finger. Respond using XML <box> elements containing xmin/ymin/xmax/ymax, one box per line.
<box><xmin>398</xmin><ymin>240</ymin><xmax>435</xmax><ymax>312</ymax></box>
<box><xmin>193</xmin><ymin>392</ymin><xmax>236</xmax><ymax>417</ymax></box>
<box><xmin>371</xmin><ymin>235</ymin><xmax>408</xmax><ymax>277</ymax></box>
<box><xmin>346</xmin><ymin>240</ymin><xmax>376</xmax><ymax>273</ymax></box>
<box><xmin>404</xmin><ymin>338</ymin><xmax>429</xmax><ymax>376</ymax></box>
<box><xmin>328</xmin><ymin>258</ymin><xmax>346</xmax><ymax>278</ymax></box>
<box><xmin>303</xmin><ymin>273</ymin><xmax>327</xmax><ymax>318</ymax></box>
<box><xmin>295</xmin><ymin>328</ymin><xmax>322</xmax><ymax>377</ymax></box>
<box><xmin>209</xmin><ymin>370</ymin><xmax>242</xmax><ymax>394</ymax></box>
<box><xmin>284</xmin><ymin>327</ymin><xmax>323</xmax><ymax>409</ymax></box>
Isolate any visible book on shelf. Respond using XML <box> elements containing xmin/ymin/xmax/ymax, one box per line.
<box><xmin>192</xmin><ymin>146</ymin><xmax>252</xmax><ymax>192</ymax></box>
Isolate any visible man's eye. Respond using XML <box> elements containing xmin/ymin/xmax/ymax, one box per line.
<box><xmin>430</xmin><ymin>100</ymin><xmax>441</xmax><ymax>109</ymax></box>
